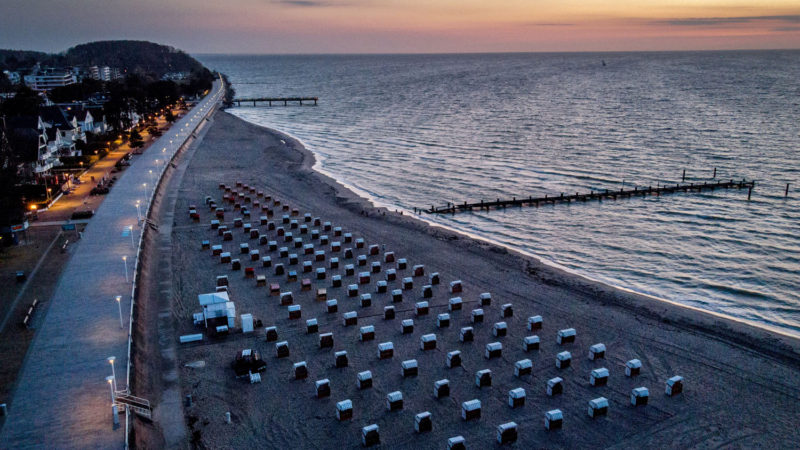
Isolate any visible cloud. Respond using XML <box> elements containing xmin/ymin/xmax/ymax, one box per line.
<box><xmin>654</xmin><ymin>15</ymin><xmax>800</xmax><ymax>27</ymax></box>
<box><xmin>276</xmin><ymin>0</ymin><xmax>343</xmax><ymax>6</ymax></box>
<box><xmin>521</xmin><ymin>22</ymin><xmax>576</xmax><ymax>27</ymax></box>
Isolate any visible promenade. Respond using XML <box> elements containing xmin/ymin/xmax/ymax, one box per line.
<box><xmin>0</xmin><ymin>80</ymin><xmax>224</xmax><ymax>449</ymax></box>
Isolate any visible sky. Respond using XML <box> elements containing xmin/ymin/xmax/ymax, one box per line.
<box><xmin>1</xmin><ymin>0</ymin><xmax>798</xmax><ymax>54</ymax></box>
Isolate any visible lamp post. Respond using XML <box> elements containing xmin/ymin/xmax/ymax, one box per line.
<box><xmin>115</xmin><ymin>295</ymin><xmax>123</xmax><ymax>328</ymax></box>
<box><xmin>128</xmin><ymin>225</ymin><xmax>135</xmax><ymax>248</ymax></box>
<box><xmin>106</xmin><ymin>376</ymin><xmax>115</xmax><ymax>403</ymax></box>
<box><xmin>122</xmin><ymin>256</ymin><xmax>128</xmax><ymax>283</ymax></box>
<box><xmin>107</xmin><ymin>356</ymin><xmax>117</xmax><ymax>391</ymax></box>
<box><xmin>135</xmin><ymin>200</ymin><xmax>141</xmax><ymax>223</ymax></box>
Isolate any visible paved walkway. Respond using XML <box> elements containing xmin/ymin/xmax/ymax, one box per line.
<box><xmin>0</xmin><ymin>80</ymin><xmax>224</xmax><ymax>449</ymax></box>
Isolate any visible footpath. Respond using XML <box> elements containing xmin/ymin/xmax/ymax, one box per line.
<box><xmin>0</xmin><ymin>80</ymin><xmax>224</xmax><ymax>449</ymax></box>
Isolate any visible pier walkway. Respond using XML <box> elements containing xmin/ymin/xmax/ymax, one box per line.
<box><xmin>425</xmin><ymin>179</ymin><xmax>755</xmax><ymax>214</ymax></box>
<box><xmin>234</xmin><ymin>97</ymin><xmax>318</xmax><ymax>106</ymax></box>
<box><xmin>0</xmin><ymin>81</ymin><xmax>224</xmax><ymax>448</ymax></box>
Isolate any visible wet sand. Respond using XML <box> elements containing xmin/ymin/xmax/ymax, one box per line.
<box><xmin>135</xmin><ymin>110</ymin><xmax>800</xmax><ymax>448</ymax></box>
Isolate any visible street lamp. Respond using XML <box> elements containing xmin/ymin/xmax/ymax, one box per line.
<box><xmin>107</xmin><ymin>356</ymin><xmax>117</xmax><ymax>391</ymax></box>
<box><xmin>122</xmin><ymin>256</ymin><xmax>128</xmax><ymax>283</ymax></box>
<box><xmin>135</xmin><ymin>200</ymin><xmax>141</xmax><ymax>222</ymax></box>
<box><xmin>115</xmin><ymin>295</ymin><xmax>123</xmax><ymax>328</ymax></box>
<box><xmin>128</xmin><ymin>225</ymin><xmax>135</xmax><ymax>247</ymax></box>
<box><xmin>106</xmin><ymin>376</ymin><xmax>116</xmax><ymax>403</ymax></box>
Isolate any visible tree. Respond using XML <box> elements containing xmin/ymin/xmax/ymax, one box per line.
<box><xmin>0</xmin><ymin>73</ymin><xmax>13</xmax><ymax>93</ymax></box>
<box><xmin>0</xmin><ymin>127</ymin><xmax>24</xmax><ymax>231</ymax></box>
<box><xmin>47</xmin><ymin>79</ymin><xmax>103</xmax><ymax>103</ymax></box>
<box><xmin>0</xmin><ymin>85</ymin><xmax>43</xmax><ymax>117</ymax></box>
<box><xmin>129</xmin><ymin>128</ymin><xmax>143</xmax><ymax>148</ymax></box>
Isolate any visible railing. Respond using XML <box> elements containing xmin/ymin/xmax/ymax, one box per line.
<box><xmin>123</xmin><ymin>77</ymin><xmax>224</xmax><ymax>449</ymax></box>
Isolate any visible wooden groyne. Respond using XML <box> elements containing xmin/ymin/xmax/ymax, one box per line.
<box><xmin>234</xmin><ymin>97</ymin><xmax>318</xmax><ymax>107</ymax></box>
<box><xmin>423</xmin><ymin>179</ymin><xmax>756</xmax><ymax>214</ymax></box>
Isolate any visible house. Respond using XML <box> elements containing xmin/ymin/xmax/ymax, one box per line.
<box><xmin>66</xmin><ymin>106</ymin><xmax>107</xmax><ymax>135</ymax></box>
<box><xmin>5</xmin><ymin>116</ymin><xmax>59</xmax><ymax>177</ymax></box>
<box><xmin>40</xmin><ymin>106</ymin><xmax>83</xmax><ymax>156</ymax></box>
<box><xmin>3</xmin><ymin>70</ymin><xmax>21</xmax><ymax>85</ymax></box>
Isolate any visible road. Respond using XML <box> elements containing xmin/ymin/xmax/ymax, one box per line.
<box><xmin>37</xmin><ymin>115</ymin><xmax>182</xmax><ymax>223</ymax></box>
<box><xmin>0</xmin><ymin>80</ymin><xmax>224</xmax><ymax>449</ymax></box>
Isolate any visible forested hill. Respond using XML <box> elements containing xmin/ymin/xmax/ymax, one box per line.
<box><xmin>0</xmin><ymin>40</ymin><xmax>208</xmax><ymax>77</ymax></box>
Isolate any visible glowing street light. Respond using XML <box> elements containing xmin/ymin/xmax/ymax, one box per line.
<box><xmin>135</xmin><ymin>200</ymin><xmax>141</xmax><ymax>222</ymax></box>
<box><xmin>106</xmin><ymin>376</ymin><xmax>116</xmax><ymax>403</ymax></box>
<box><xmin>107</xmin><ymin>356</ymin><xmax>118</xmax><ymax>391</ymax></box>
<box><xmin>122</xmin><ymin>256</ymin><xmax>129</xmax><ymax>283</ymax></box>
<box><xmin>115</xmin><ymin>295</ymin><xmax>123</xmax><ymax>328</ymax></box>
<box><xmin>128</xmin><ymin>225</ymin><xmax>135</xmax><ymax>248</ymax></box>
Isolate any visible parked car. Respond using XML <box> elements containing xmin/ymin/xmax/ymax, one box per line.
<box><xmin>71</xmin><ymin>210</ymin><xmax>94</xmax><ymax>220</ymax></box>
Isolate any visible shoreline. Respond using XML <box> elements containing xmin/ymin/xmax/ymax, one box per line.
<box><xmin>229</xmin><ymin>111</ymin><xmax>800</xmax><ymax>342</ymax></box>
<box><xmin>157</xmin><ymin>110</ymin><xmax>800</xmax><ymax>448</ymax></box>
<box><xmin>233</xmin><ymin>113</ymin><xmax>800</xmax><ymax>358</ymax></box>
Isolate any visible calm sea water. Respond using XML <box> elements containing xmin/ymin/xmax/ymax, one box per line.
<box><xmin>198</xmin><ymin>52</ymin><xmax>800</xmax><ymax>337</ymax></box>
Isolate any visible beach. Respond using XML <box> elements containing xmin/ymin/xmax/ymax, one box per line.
<box><xmin>133</xmin><ymin>110</ymin><xmax>800</xmax><ymax>448</ymax></box>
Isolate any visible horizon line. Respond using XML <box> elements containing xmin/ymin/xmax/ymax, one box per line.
<box><xmin>191</xmin><ymin>47</ymin><xmax>800</xmax><ymax>57</ymax></box>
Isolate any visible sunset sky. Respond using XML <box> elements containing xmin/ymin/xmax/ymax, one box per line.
<box><xmin>1</xmin><ymin>0</ymin><xmax>798</xmax><ymax>53</ymax></box>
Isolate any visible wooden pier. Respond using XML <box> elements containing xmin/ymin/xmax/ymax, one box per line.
<box><xmin>424</xmin><ymin>179</ymin><xmax>755</xmax><ymax>214</ymax></box>
<box><xmin>234</xmin><ymin>97</ymin><xmax>318</xmax><ymax>107</ymax></box>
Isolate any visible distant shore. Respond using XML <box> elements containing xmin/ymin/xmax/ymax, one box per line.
<box><xmin>135</xmin><ymin>110</ymin><xmax>800</xmax><ymax>448</ymax></box>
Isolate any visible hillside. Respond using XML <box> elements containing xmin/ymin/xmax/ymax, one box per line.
<box><xmin>0</xmin><ymin>40</ymin><xmax>208</xmax><ymax>78</ymax></box>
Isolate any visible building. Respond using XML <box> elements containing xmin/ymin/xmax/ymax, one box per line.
<box><xmin>3</xmin><ymin>70</ymin><xmax>21</xmax><ymax>85</ymax></box>
<box><xmin>5</xmin><ymin>116</ymin><xmax>59</xmax><ymax>176</ymax></box>
<box><xmin>66</xmin><ymin>107</ymin><xmax>102</xmax><ymax>134</ymax></box>
<box><xmin>40</xmin><ymin>106</ymin><xmax>83</xmax><ymax>156</ymax></box>
<box><xmin>162</xmin><ymin>72</ymin><xmax>188</xmax><ymax>81</ymax></box>
<box><xmin>89</xmin><ymin>66</ymin><xmax>112</xmax><ymax>81</ymax></box>
<box><xmin>23</xmin><ymin>69</ymin><xmax>77</xmax><ymax>91</ymax></box>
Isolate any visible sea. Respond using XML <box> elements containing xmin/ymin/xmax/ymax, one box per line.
<box><xmin>198</xmin><ymin>51</ymin><xmax>800</xmax><ymax>337</ymax></box>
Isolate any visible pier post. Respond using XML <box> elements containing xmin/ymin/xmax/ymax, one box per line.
<box><xmin>713</xmin><ymin>167</ymin><xmax>716</xmax><ymax>178</ymax></box>
<box><xmin>748</xmin><ymin>186</ymin><xmax>752</xmax><ymax>200</ymax></box>
<box><xmin>682</xmin><ymin>169</ymin><xmax>686</xmax><ymax>182</ymax></box>
<box><xmin>786</xmin><ymin>183</ymin><xmax>790</xmax><ymax>197</ymax></box>
<box><xmin>314</xmin><ymin>99</ymin><xmax>318</xmax><ymax>106</ymax></box>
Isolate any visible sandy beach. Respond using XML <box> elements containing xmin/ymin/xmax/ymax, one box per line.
<box><xmin>132</xmin><ymin>110</ymin><xmax>800</xmax><ymax>449</ymax></box>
